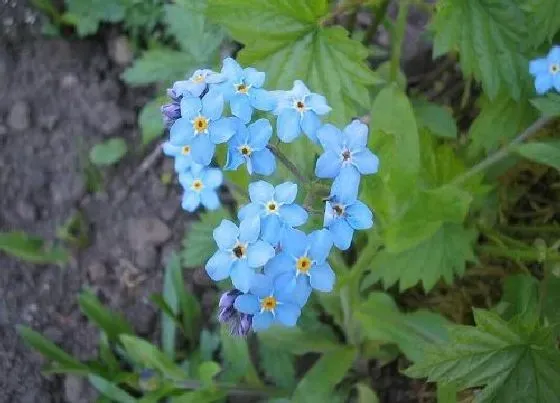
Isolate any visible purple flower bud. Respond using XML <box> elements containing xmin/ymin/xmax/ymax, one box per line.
<box><xmin>138</xmin><ymin>369</ymin><xmax>160</xmax><ymax>391</ymax></box>
<box><xmin>217</xmin><ymin>289</ymin><xmax>252</xmax><ymax>336</ymax></box>
<box><xmin>161</xmin><ymin>101</ymin><xmax>181</xmax><ymax>129</ymax></box>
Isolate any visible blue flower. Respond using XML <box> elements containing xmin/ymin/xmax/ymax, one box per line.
<box><xmin>315</xmin><ymin>120</ymin><xmax>379</xmax><ymax>180</ymax></box>
<box><xmin>265</xmin><ymin>229</ymin><xmax>335</xmax><ymax>299</ymax></box>
<box><xmin>234</xmin><ymin>274</ymin><xmax>304</xmax><ymax>331</ymax></box>
<box><xmin>217</xmin><ymin>58</ymin><xmax>276</xmax><ymax>123</ymax></box>
<box><xmin>172</xmin><ymin>69</ymin><xmax>224</xmax><ymax>98</ymax></box>
<box><xmin>225</xmin><ymin>119</ymin><xmax>276</xmax><ymax>175</ymax></box>
<box><xmin>206</xmin><ymin>216</ymin><xmax>275</xmax><ymax>292</ymax></box>
<box><xmin>324</xmin><ymin>171</ymin><xmax>373</xmax><ymax>250</ymax></box>
<box><xmin>179</xmin><ymin>164</ymin><xmax>223</xmax><ymax>212</ymax></box>
<box><xmin>274</xmin><ymin>80</ymin><xmax>331</xmax><ymax>143</ymax></box>
<box><xmin>172</xmin><ymin>89</ymin><xmax>236</xmax><ymax>166</ymax></box>
<box><xmin>238</xmin><ymin>181</ymin><xmax>308</xmax><ymax>244</ymax></box>
<box><xmin>529</xmin><ymin>46</ymin><xmax>560</xmax><ymax>94</ymax></box>
<box><xmin>162</xmin><ymin>135</ymin><xmax>195</xmax><ymax>173</ymax></box>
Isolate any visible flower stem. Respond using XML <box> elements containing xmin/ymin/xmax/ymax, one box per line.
<box><xmin>390</xmin><ymin>0</ymin><xmax>410</xmax><ymax>83</ymax></box>
<box><xmin>267</xmin><ymin>144</ymin><xmax>308</xmax><ymax>185</ymax></box>
<box><xmin>450</xmin><ymin>117</ymin><xmax>553</xmax><ymax>186</ymax></box>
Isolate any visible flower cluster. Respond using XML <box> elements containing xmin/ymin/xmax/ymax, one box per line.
<box><xmin>161</xmin><ymin>58</ymin><xmax>379</xmax><ymax>334</ymax></box>
<box><xmin>530</xmin><ymin>46</ymin><xmax>560</xmax><ymax>95</ymax></box>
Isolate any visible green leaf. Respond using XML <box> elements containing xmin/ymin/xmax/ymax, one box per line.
<box><xmin>64</xmin><ymin>0</ymin><xmax>126</xmax><ymax>36</ymax></box>
<box><xmin>208</xmin><ymin>0</ymin><xmax>376</xmax><ymax>125</ymax></box>
<box><xmin>171</xmin><ymin>389</ymin><xmax>225</xmax><ymax>403</ymax></box>
<box><xmin>413</xmin><ymin>100</ymin><xmax>457</xmax><ymax>139</ymax></box>
<box><xmin>514</xmin><ymin>141</ymin><xmax>560</xmax><ymax>171</ymax></box>
<box><xmin>498</xmin><ymin>274</ymin><xmax>539</xmax><ymax>323</ymax></box>
<box><xmin>200</xmin><ymin>329</ymin><xmax>220</xmax><ymax>361</ymax></box>
<box><xmin>165</xmin><ymin>1</ymin><xmax>224</xmax><ymax>64</ymax></box>
<box><xmin>120</xmin><ymin>335</ymin><xmax>187</xmax><ymax>380</ymax></box>
<box><xmin>182</xmin><ymin>209</ymin><xmax>230</xmax><ymax>267</ymax></box>
<box><xmin>161</xmin><ymin>253</ymin><xmax>181</xmax><ymax>359</ymax></box>
<box><xmin>0</xmin><ymin>231</ymin><xmax>68</xmax><ymax>265</ymax></box>
<box><xmin>436</xmin><ymin>383</ymin><xmax>457</xmax><ymax>403</ymax></box>
<box><xmin>258</xmin><ymin>335</ymin><xmax>296</xmax><ymax>388</ymax></box>
<box><xmin>139</xmin><ymin>97</ymin><xmax>165</xmax><ymax>145</ymax></box>
<box><xmin>525</xmin><ymin>0</ymin><xmax>560</xmax><ymax>45</ymax></box>
<box><xmin>257</xmin><ymin>326</ymin><xmax>341</xmax><ymax>355</ymax></box>
<box><xmin>364</xmin><ymin>223</ymin><xmax>477</xmax><ymax>291</ymax></box>
<box><xmin>122</xmin><ymin>50</ymin><xmax>195</xmax><ymax>86</ymax></box>
<box><xmin>291</xmin><ymin>347</ymin><xmax>356</xmax><ymax>403</ymax></box>
<box><xmin>530</xmin><ymin>93</ymin><xmax>560</xmax><ymax>117</ymax></box>
<box><xmin>432</xmin><ymin>0</ymin><xmax>529</xmax><ymax>100</ymax></box>
<box><xmin>219</xmin><ymin>328</ymin><xmax>262</xmax><ymax>386</ymax></box>
<box><xmin>88</xmin><ymin>375</ymin><xmax>137</xmax><ymax>403</ymax></box>
<box><xmin>18</xmin><ymin>326</ymin><xmax>89</xmax><ymax>372</ymax></box>
<box><xmin>355</xmin><ymin>383</ymin><xmax>380</xmax><ymax>403</ymax></box>
<box><xmin>406</xmin><ymin>309</ymin><xmax>560</xmax><ymax>403</ymax></box>
<box><xmin>89</xmin><ymin>138</ymin><xmax>127</xmax><ymax>166</ymax></box>
<box><xmin>356</xmin><ymin>293</ymin><xmax>451</xmax><ymax>362</ymax></box>
<box><xmin>78</xmin><ymin>290</ymin><xmax>133</xmax><ymax>341</ymax></box>
<box><xmin>197</xmin><ymin>361</ymin><xmax>221</xmax><ymax>386</ymax></box>
<box><xmin>542</xmin><ymin>275</ymin><xmax>560</xmax><ymax>336</ymax></box>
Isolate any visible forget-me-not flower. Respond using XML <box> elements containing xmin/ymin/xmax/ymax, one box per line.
<box><xmin>529</xmin><ymin>46</ymin><xmax>560</xmax><ymax>94</ymax></box>
<box><xmin>324</xmin><ymin>171</ymin><xmax>373</xmax><ymax>250</ymax></box>
<box><xmin>315</xmin><ymin>120</ymin><xmax>379</xmax><ymax>180</ymax></box>
<box><xmin>172</xmin><ymin>69</ymin><xmax>224</xmax><ymax>98</ymax></box>
<box><xmin>172</xmin><ymin>89</ymin><xmax>236</xmax><ymax>166</ymax></box>
<box><xmin>265</xmin><ymin>229</ymin><xmax>335</xmax><ymax>299</ymax></box>
<box><xmin>238</xmin><ymin>181</ymin><xmax>308</xmax><ymax>244</ymax></box>
<box><xmin>179</xmin><ymin>164</ymin><xmax>223</xmax><ymax>212</ymax></box>
<box><xmin>218</xmin><ymin>58</ymin><xmax>276</xmax><ymax>123</ymax></box>
<box><xmin>225</xmin><ymin>119</ymin><xmax>276</xmax><ymax>175</ymax></box>
<box><xmin>274</xmin><ymin>80</ymin><xmax>331</xmax><ymax>143</ymax></box>
<box><xmin>234</xmin><ymin>274</ymin><xmax>303</xmax><ymax>331</ymax></box>
<box><xmin>206</xmin><ymin>216</ymin><xmax>275</xmax><ymax>292</ymax></box>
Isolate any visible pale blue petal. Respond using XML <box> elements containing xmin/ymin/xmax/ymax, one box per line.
<box><xmin>323</xmin><ymin>201</ymin><xmax>335</xmax><ymax>228</ymax></box>
<box><xmin>244</xmin><ymin>67</ymin><xmax>265</xmax><ymax>88</ymax></box>
<box><xmin>248</xmin><ymin>119</ymin><xmax>273</xmax><ymax>150</ymax></box>
<box><xmin>249</xmin><ymin>181</ymin><xmax>275</xmax><ymax>203</ymax></box>
<box><xmin>275</xmin><ymin>303</ymin><xmax>301</xmax><ymax>327</ymax></box>
<box><xmin>264</xmin><ymin>253</ymin><xmax>293</xmax><ymax>278</ymax></box>
<box><xmin>201</xmin><ymin>89</ymin><xmax>224</xmax><ymax>121</ymax></box>
<box><xmin>178</xmin><ymin>171</ymin><xmax>194</xmax><ymax>189</ymax></box>
<box><xmin>535</xmin><ymin>74</ymin><xmax>553</xmax><ymax>95</ymax></box>
<box><xmin>315</xmin><ymin>151</ymin><xmax>342</xmax><ymax>178</ymax></box>
<box><xmin>344</xmin><ymin>120</ymin><xmax>368</xmax><ymax>150</ymax></box>
<box><xmin>231</xmin><ymin>95</ymin><xmax>253</xmax><ymax>123</ymax></box>
<box><xmin>307</xmin><ymin>93</ymin><xmax>331</xmax><ymax>115</ymax></box>
<box><xmin>181</xmin><ymin>191</ymin><xmax>200</xmax><ymax>212</ymax></box>
<box><xmin>209</xmin><ymin>117</ymin><xmax>236</xmax><ymax>144</ymax></box>
<box><xmin>529</xmin><ymin>59</ymin><xmax>549</xmax><ymax>76</ymax></box>
<box><xmin>206</xmin><ymin>250</ymin><xmax>233</xmax><ymax>281</ymax></box>
<box><xmin>202</xmin><ymin>168</ymin><xmax>223</xmax><ymax>188</ymax></box>
<box><xmin>213</xmin><ymin>220</ymin><xmax>239</xmax><ymax>250</ymax></box>
<box><xmin>346</xmin><ymin>201</ymin><xmax>373</xmax><ymax>230</ymax></box>
<box><xmin>200</xmin><ymin>190</ymin><xmax>220</xmax><ymax>210</ymax></box>
<box><xmin>175</xmin><ymin>156</ymin><xmax>193</xmax><ymax>172</ymax></box>
<box><xmin>249</xmin><ymin>273</ymin><xmax>273</xmax><ymax>298</ymax></box>
<box><xmin>272</xmin><ymin>90</ymin><xmax>292</xmax><ymax>114</ymax></box>
<box><xmin>251</xmin><ymin>149</ymin><xmax>276</xmax><ymax>176</ymax></box>
<box><xmin>308</xmin><ymin>229</ymin><xmax>333</xmax><ymax>262</ymax></box>
<box><xmin>252</xmin><ymin>312</ymin><xmax>273</xmax><ymax>331</ymax></box>
<box><xmin>163</xmin><ymin>142</ymin><xmax>179</xmax><ymax>156</ymax></box>
<box><xmin>310</xmin><ymin>263</ymin><xmax>335</xmax><ymax>292</ymax></box>
<box><xmin>238</xmin><ymin>203</ymin><xmax>262</xmax><ymax>221</ymax></box>
<box><xmin>274</xmin><ymin>182</ymin><xmax>298</xmax><ymax>204</ymax></box>
<box><xmin>317</xmin><ymin>124</ymin><xmax>343</xmax><ymax>152</ymax></box>
<box><xmin>301</xmin><ymin>111</ymin><xmax>321</xmax><ymax>143</ymax></box>
<box><xmin>239</xmin><ymin>215</ymin><xmax>261</xmax><ymax>243</ymax></box>
<box><xmin>234</xmin><ymin>294</ymin><xmax>260</xmax><ymax>314</ymax></box>
<box><xmin>225</xmin><ymin>146</ymin><xmax>244</xmax><ymax>170</ymax></box>
<box><xmin>276</xmin><ymin>274</ymin><xmax>311</xmax><ymax>307</ymax></box>
<box><xmin>221</xmin><ymin>58</ymin><xmax>243</xmax><ymax>81</ymax></box>
<box><xmin>282</xmin><ymin>229</ymin><xmax>308</xmax><ymax>258</ymax></box>
<box><xmin>261</xmin><ymin>214</ymin><xmax>282</xmax><ymax>244</ymax></box>
<box><xmin>554</xmin><ymin>74</ymin><xmax>560</xmax><ymax>92</ymax></box>
<box><xmin>191</xmin><ymin>135</ymin><xmax>215</xmax><ymax>166</ymax></box>
<box><xmin>280</xmin><ymin>204</ymin><xmax>308</xmax><ymax>227</ymax></box>
<box><xmin>547</xmin><ymin>46</ymin><xmax>560</xmax><ymax>64</ymax></box>
<box><xmin>250</xmin><ymin>88</ymin><xmax>276</xmax><ymax>111</ymax></box>
<box><xmin>331</xmin><ymin>168</ymin><xmax>360</xmax><ymax>204</ymax></box>
<box><xmin>170</xmin><ymin>117</ymin><xmax>194</xmax><ymax>143</ymax></box>
<box><xmin>277</xmin><ymin>108</ymin><xmax>301</xmax><ymax>143</ymax></box>
<box><xmin>328</xmin><ymin>219</ymin><xmax>354</xmax><ymax>250</ymax></box>
<box><xmin>180</xmin><ymin>97</ymin><xmax>202</xmax><ymax>120</ymax></box>
<box><xmin>292</xmin><ymin>80</ymin><xmax>310</xmax><ymax>98</ymax></box>
<box><xmin>247</xmin><ymin>240</ymin><xmax>275</xmax><ymax>268</ymax></box>
<box><xmin>205</xmin><ymin>70</ymin><xmax>225</xmax><ymax>84</ymax></box>
<box><xmin>230</xmin><ymin>260</ymin><xmax>254</xmax><ymax>293</ymax></box>
<box><xmin>353</xmin><ymin>149</ymin><xmax>379</xmax><ymax>175</ymax></box>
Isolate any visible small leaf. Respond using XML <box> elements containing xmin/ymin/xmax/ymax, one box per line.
<box><xmin>122</xmin><ymin>50</ymin><xmax>195</xmax><ymax>86</ymax></box>
<box><xmin>139</xmin><ymin>98</ymin><xmax>165</xmax><ymax>145</ymax></box>
<box><xmin>89</xmin><ymin>138</ymin><xmax>127</xmax><ymax>166</ymax></box>
<box><xmin>182</xmin><ymin>209</ymin><xmax>230</xmax><ymax>267</ymax></box>
<box><xmin>0</xmin><ymin>231</ymin><xmax>68</xmax><ymax>265</ymax></box>
<box><xmin>436</xmin><ymin>383</ymin><xmax>457</xmax><ymax>403</ymax></box>
<box><xmin>197</xmin><ymin>361</ymin><xmax>221</xmax><ymax>386</ymax></box>
<box><xmin>514</xmin><ymin>141</ymin><xmax>560</xmax><ymax>171</ymax></box>
<box><xmin>257</xmin><ymin>326</ymin><xmax>341</xmax><ymax>355</ymax></box>
<box><xmin>170</xmin><ymin>389</ymin><xmax>225</xmax><ymax>403</ymax></box>
<box><xmin>498</xmin><ymin>274</ymin><xmax>539</xmax><ymax>323</ymax></box>
<box><xmin>88</xmin><ymin>375</ymin><xmax>137</xmax><ymax>403</ymax></box>
<box><xmin>258</xmin><ymin>336</ymin><xmax>296</xmax><ymax>388</ymax></box>
<box><xmin>291</xmin><ymin>347</ymin><xmax>356</xmax><ymax>403</ymax></box>
<box><xmin>530</xmin><ymin>93</ymin><xmax>560</xmax><ymax>117</ymax></box>
<box><xmin>413</xmin><ymin>100</ymin><xmax>457</xmax><ymax>139</ymax></box>
<box><xmin>200</xmin><ymin>329</ymin><xmax>220</xmax><ymax>361</ymax></box>
<box><xmin>161</xmin><ymin>252</ymin><xmax>181</xmax><ymax>359</ymax></box>
<box><xmin>219</xmin><ymin>328</ymin><xmax>262</xmax><ymax>386</ymax></box>
<box><xmin>355</xmin><ymin>383</ymin><xmax>380</xmax><ymax>403</ymax></box>
<box><xmin>78</xmin><ymin>290</ymin><xmax>133</xmax><ymax>341</ymax></box>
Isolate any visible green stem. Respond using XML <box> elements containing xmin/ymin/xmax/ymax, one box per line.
<box><xmin>266</xmin><ymin>144</ymin><xmax>308</xmax><ymax>185</ymax></box>
<box><xmin>451</xmin><ymin>117</ymin><xmax>553</xmax><ymax>186</ymax></box>
<box><xmin>476</xmin><ymin>245</ymin><xmax>560</xmax><ymax>263</ymax></box>
<box><xmin>363</xmin><ymin>0</ymin><xmax>390</xmax><ymax>46</ymax></box>
<box><xmin>175</xmin><ymin>380</ymin><xmax>284</xmax><ymax>398</ymax></box>
<box><xmin>390</xmin><ymin>0</ymin><xmax>410</xmax><ymax>83</ymax></box>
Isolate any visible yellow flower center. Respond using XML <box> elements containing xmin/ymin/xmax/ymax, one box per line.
<box><xmin>333</xmin><ymin>204</ymin><xmax>345</xmax><ymax>216</ymax></box>
<box><xmin>266</xmin><ymin>201</ymin><xmax>278</xmax><ymax>213</ymax></box>
<box><xmin>193</xmin><ymin>74</ymin><xmax>205</xmax><ymax>83</ymax></box>
<box><xmin>181</xmin><ymin>145</ymin><xmax>191</xmax><ymax>155</ymax></box>
<box><xmin>236</xmin><ymin>83</ymin><xmax>249</xmax><ymax>94</ymax></box>
<box><xmin>239</xmin><ymin>145</ymin><xmax>252</xmax><ymax>156</ymax></box>
<box><xmin>296</xmin><ymin>256</ymin><xmax>312</xmax><ymax>274</ymax></box>
<box><xmin>232</xmin><ymin>243</ymin><xmax>247</xmax><ymax>259</ymax></box>
<box><xmin>550</xmin><ymin>63</ymin><xmax>560</xmax><ymax>75</ymax></box>
<box><xmin>295</xmin><ymin>100</ymin><xmax>305</xmax><ymax>112</ymax></box>
<box><xmin>191</xmin><ymin>179</ymin><xmax>204</xmax><ymax>192</ymax></box>
<box><xmin>261</xmin><ymin>296</ymin><xmax>277</xmax><ymax>312</ymax></box>
<box><xmin>192</xmin><ymin>116</ymin><xmax>209</xmax><ymax>134</ymax></box>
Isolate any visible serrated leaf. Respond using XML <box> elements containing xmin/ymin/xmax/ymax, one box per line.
<box><xmin>65</xmin><ymin>0</ymin><xmax>126</xmax><ymax>36</ymax></box>
<box><xmin>413</xmin><ymin>100</ymin><xmax>457</xmax><ymax>139</ymax></box>
<box><xmin>182</xmin><ymin>209</ymin><xmax>230</xmax><ymax>267</ymax></box>
<box><xmin>406</xmin><ymin>309</ymin><xmax>560</xmax><ymax>403</ymax></box>
<box><xmin>355</xmin><ymin>293</ymin><xmax>451</xmax><ymax>362</ymax></box>
<box><xmin>219</xmin><ymin>328</ymin><xmax>262</xmax><ymax>386</ymax></box>
<box><xmin>364</xmin><ymin>223</ymin><xmax>477</xmax><ymax>292</ymax></box>
<box><xmin>432</xmin><ymin>0</ymin><xmax>529</xmax><ymax>100</ymax></box>
<box><xmin>88</xmin><ymin>375</ymin><xmax>137</xmax><ymax>403</ymax></box>
<box><xmin>208</xmin><ymin>0</ymin><xmax>376</xmax><ymax>125</ymax></box>
<box><xmin>530</xmin><ymin>93</ymin><xmax>560</xmax><ymax>117</ymax></box>
<box><xmin>122</xmin><ymin>50</ymin><xmax>195</xmax><ymax>86</ymax></box>
<box><xmin>498</xmin><ymin>274</ymin><xmax>539</xmax><ymax>323</ymax></box>
<box><xmin>0</xmin><ymin>231</ymin><xmax>68</xmax><ymax>265</ymax></box>
<box><xmin>139</xmin><ymin>97</ymin><xmax>165</xmax><ymax>145</ymax></box>
<box><xmin>89</xmin><ymin>138</ymin><xmax>127</xmax><ymax>166</ymax></box>
<box><xmin>78</xmin><ymin>290</ymin><xmax>134</xmax><ymax>341</ymax></box>
<box><xmin>514</xmin><ymin>141</ymin><xmax>560</xmax><ymax>171</ymax></box>
<box><xmin>258</xmin><ymin>335</ymin><xmax>296</xmax><ymax>388</ymax></box>
<box><xmin>291</xmin><ymin>347</ymin><xmax>356</xmax><ymax>403</ymax></box>
<box><xmin>161</xmin><ymin>253</ymin><xmax>181</xmax><ymax>359</ymax></box>
<box><xmin>257</xmin><ymin>326</ymin><xmax>341</xmax><ymax>355</ymax></box>
<box><xmin>525</xmin><ymin>0</ymin><xmax>560</xmax><ymax>46</ymax></box>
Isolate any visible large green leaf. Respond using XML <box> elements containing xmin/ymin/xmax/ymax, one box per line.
<box><xmin>123</xmin><ymin>50</ymin><xmax>195</xmax><ymax>86</ymax></box>
<box><xmin>258</xmin><ymin>335</ymin><xmax>296</xmax><ymax>388</ymax></box>
<box><xmin>530</xmin><ymin>93</ymin><xmax>560</xmax><ymax>117</ymax></box>
<box><xmin>406</xmin><ymin>309</ymin><xmax>560</xmax><ymax>403</ymax></box>
<box><xmin>219</xmin><ymin>328</ymin><xmax>262</xmax><ymax>386</ymax></box>
<box><xmin>182</xmin><ymin>209</ymin><xmax>230</xmax><ymax>267</ymax></box>
<box><xmin>525</xmin><ymin>0</ymin><xmax>560</xmax><ymax>46</ymax></box>
<box><xmin>88</xmin><ymin>375</ymin><xmax>137</xmax><ymax>403</ymax></box>
<box><xmin>356</xmin><ymin>293</ymin><xmax>451</xmax><ymax>362</ymax></box>
<box><xmin>432</xmin><ymin>0</ymin><xmax>529</xmax><ymax>100</ymax></box>
<box><xmin>257</xmin><ymin>326</ymin><xmax>341</xmax><ymax>355</ymax></box>
<box><xmin>65</xmin><ymin>0</ymin><xmax>126</xmax><ymax>36</ymax></box>
<box><xmin>498</xmin><ymin>274</ymin><xmax>539</xmax><ymax>323</ymax></box>
<box><xmin>542</xmin><ymin>275</ymin><xmax>560</xmax><ymax>337</ymax></box>
<box><xmin>413</xmin><ymin>100</ymin><xmax>457</xmax><ymax>139</ymax></box>
<box><xmin>208</xmin><ymin>0</ymin><xmax>376</xmax><ymax>125</ymax></box>
<box><xmin>291</xmin><ymin>347</ymin><xmax>356</xmax><ymax>403</ymax></box>
<box><xmin>0</xmin><ymin>231</ymin><xmax>68</xmax><ymax>265</ymax></box>
<box><xmin>514</xmin><ymin>141</ymin><xmax>560</xmax><ymax>171</ymax></box>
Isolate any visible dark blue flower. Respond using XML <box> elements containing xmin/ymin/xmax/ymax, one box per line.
<box><xmin>218</xmin><ymin>289</ymin><xmax>253</xmax><ymax>336</ymax></box>
<box><xmin>529</xmin><ymin>46</ymin><xmax>560</xmax><ymax>95</ymax></box>
<box><xmin>178</xmin><ymin>164</ymin><xmax>223</xmax><ymax>212</ymax></box>
<box><xmin>225</xmin><ymin>119</ymin><xmax>276</xmax><ymax>175</ymax></box>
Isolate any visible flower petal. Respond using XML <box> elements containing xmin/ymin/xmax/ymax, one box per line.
<box><xmin>261</xmin><ymin>214</ymin><xmax>282</xmax><ymax>244</ymax></box>
<box><xmin>529</xmin><ymin>58</ymin><xmax>549</xmax><ymax>76</ymax></box>
<box><xmin>291</xmin><ymin>80</ymin><xmax>310</xmax><ymax>98</ymax></box>
<box><xmin>180</xmin><ymin>97</ymin><xmax>202</xmax><ymax>120</ymax></box>
<box><xmin>247</xmin><ymin>240</ymin><xmax>275</xmax><ymax>268</ymax></box>
<box><xmin>301</xmin><ymin>111</ymin><xmax>321</xmax><ymax>143</ymax></box>
<box><xmin>234</xmin><ymin>294</ymin><xmax>260</xmax><ymax>314</ymax></box>
<box><xmin>275</xmin><ymin>274</ymin><xmax>311</xmax><ymax>307</ymax></box>
<box><xmin>309</xmin><ymin>262</ymin><xmax>335</xmax><ymax>292</ymax></box>
<box><xmin>231</xmin><ymin>95</ymin><xmax>253</xmax><ymax>123</ymax></box>
<box><xmin>352</xmin><ymin>149</ymin><xmax>379</xmax><ymax>175</ymax></box>
<box><xmin>344</xmin><ymin>120</ymin><xmax>368</xmax><ymax>150</ymax></box>
<box><xmin>554</xmin><ymin>74</ymin><xmax>560</xmax><ymax>92</ymax></box>
<box><xmin>547</xmin><ymin>46</ymin><xmax>560</xmax><ymax>64</ymax></box>
<box><xmin>535</xmin><ymin>74</ymin><xmax>553</xmax><ymax>95</ymax></box>
<box><xmin>200</xmin><ymin>190</ymin><xmax>220</xmax><ymax>210</ymax></box>
<box><xmin>264</xmin><ymin>253</ymin><xmax>293</xmax><ymax>278</ymax></box>
<box><xmin>239</xmin><ymin>215</ymin><xmax>261</xmax><ymax>244</ymax></box>
<box><xmin>225</xmin><ymin>146</ymin><xmax>244</xmax><ymax>171</ymax></box>
<box><xmin>308</xmin><ymin>229</ymin><xmax>333</xmax><ymax>262</ymax></box>
<box><xmin>275</xmin><ymin>303</ymin><xmax>301</xmax><ymax>327</ymax></box>
<box><xmin>238</xmin><ymin>202</ymin><xmax>262</xmax><ymax>221</ymax></box>
<box><xmin>280</xmin><ymin>204</ymin><xmax>308</xmax><ymax>227</ymax></box>
<box><xmin>315</xmin><ymin>151</ymin><xmax>342</xmax><ymax>178</ymax></box>
<box><xmin>250</xmin><ymin>88</ymin><xmax>276</xmax><ymax>111</ymax></box>
<box><xmin>213</xmin><ymin>219</ymin><xmax>239</xmax><ymax>250</ymax></box>
<box><xmin>307</xmin><ymin>93</ymin><xmax>331</xmax><ymax>115</ymax></box>
<box><xmin>345</xmin><ymin>201</ymin><xmax>373</xmax><ymax>230</ymax></box>
<box><xmin>221</xmin><ymin>58</ymin><xmax>243</xmax><ymax>81</ymax></box>
<box><xmin>244</xmin><ymin>67</ymin><xmax>265</xmax><ymax>88</ymax></box>
<box><xmin>250</xmin><ymin>148</ymin><xmax>276</xmax><ymax>176</ymax></box>
<box><xmin>209</xmin><ymin>117</ymin><xmax>236</xmax><ymax>144</ymax></box>
<box><xmin>181</xmin><ymin>191</ymin><xmax>200</xmax><ymax>212</ymax></box>
<box><xmin>328</xmin><ymin>218</ymin><xmax>354</xmax><ymax>250</ymax></box>
<box><xmin>230</xmin><ymin>260</ymin><xmax>255</xmax><ymax>293</ymax></box>
<box><xmin>170</xmin><ymin>117</ymin><xmax>194</xmax><ymax>144</ymax></box>
<box><xmin>282</xmin><ymin>228</ymin><xmax>308</xmax><ymax>258</ymax></box>
<box><xmin>190</xmin><ymin>135</ymin><xmax>215</xmax><ymax>166</ymax></box>
<box><xmin>323</xmin><ymin>201</ymin><xmax>336</xmax><ymax>228</ymax></box>
<box><xmin>277</xmin><ymin>108</ymin><xmax>301</xmax><ymax>143</ymax></box>
<box><xmin>248</xmin><ymin>118</ymin><xmax>273</xmax><ymax>150</ymax></box>
<box><xmin>274</xmin><ymin>182</ymin><xmax>297</xmax><ymax>204</ymax></box>
<box><xmin>206</xmin><ymin>250</ymin><xmax>233</xmax><ymax>281</ymax></box>
<box><xmin>249</xmin><ymin>273</ymin><xmax>273</xmax><ymax>298</ymax></box>
<box><xmin>331</xmin><ymin>167</ymin><xmax>360</xmax><ymax>204</ymax></box>
<box><xmin>202</xmin><ymin>89</ymin><xmax>224</xmax><ymax>121</ymax></box>
<box><xmin>317</xmin><ymin>124</ymin><xmax>343</xmax><ymax>152</ymax></box>
<box><xmin>249</xmin><ymin>181</ymin><xmax>275</xmax><ymax>203</ymax></box>
<box><xmin>201</xmin><ymin>168</ymin><xmax>223</xmax><ymax>188</ymax></box>
<box><xmin>252</xmin><ymin>311</ymin><xmax>274</xmax><ymax>331</ymax></box>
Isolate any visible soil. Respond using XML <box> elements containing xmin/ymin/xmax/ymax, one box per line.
<box><xmin>0</xmin><ymin>1</ymin><xmax>436</xmax><ymax>402</ymax></box>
